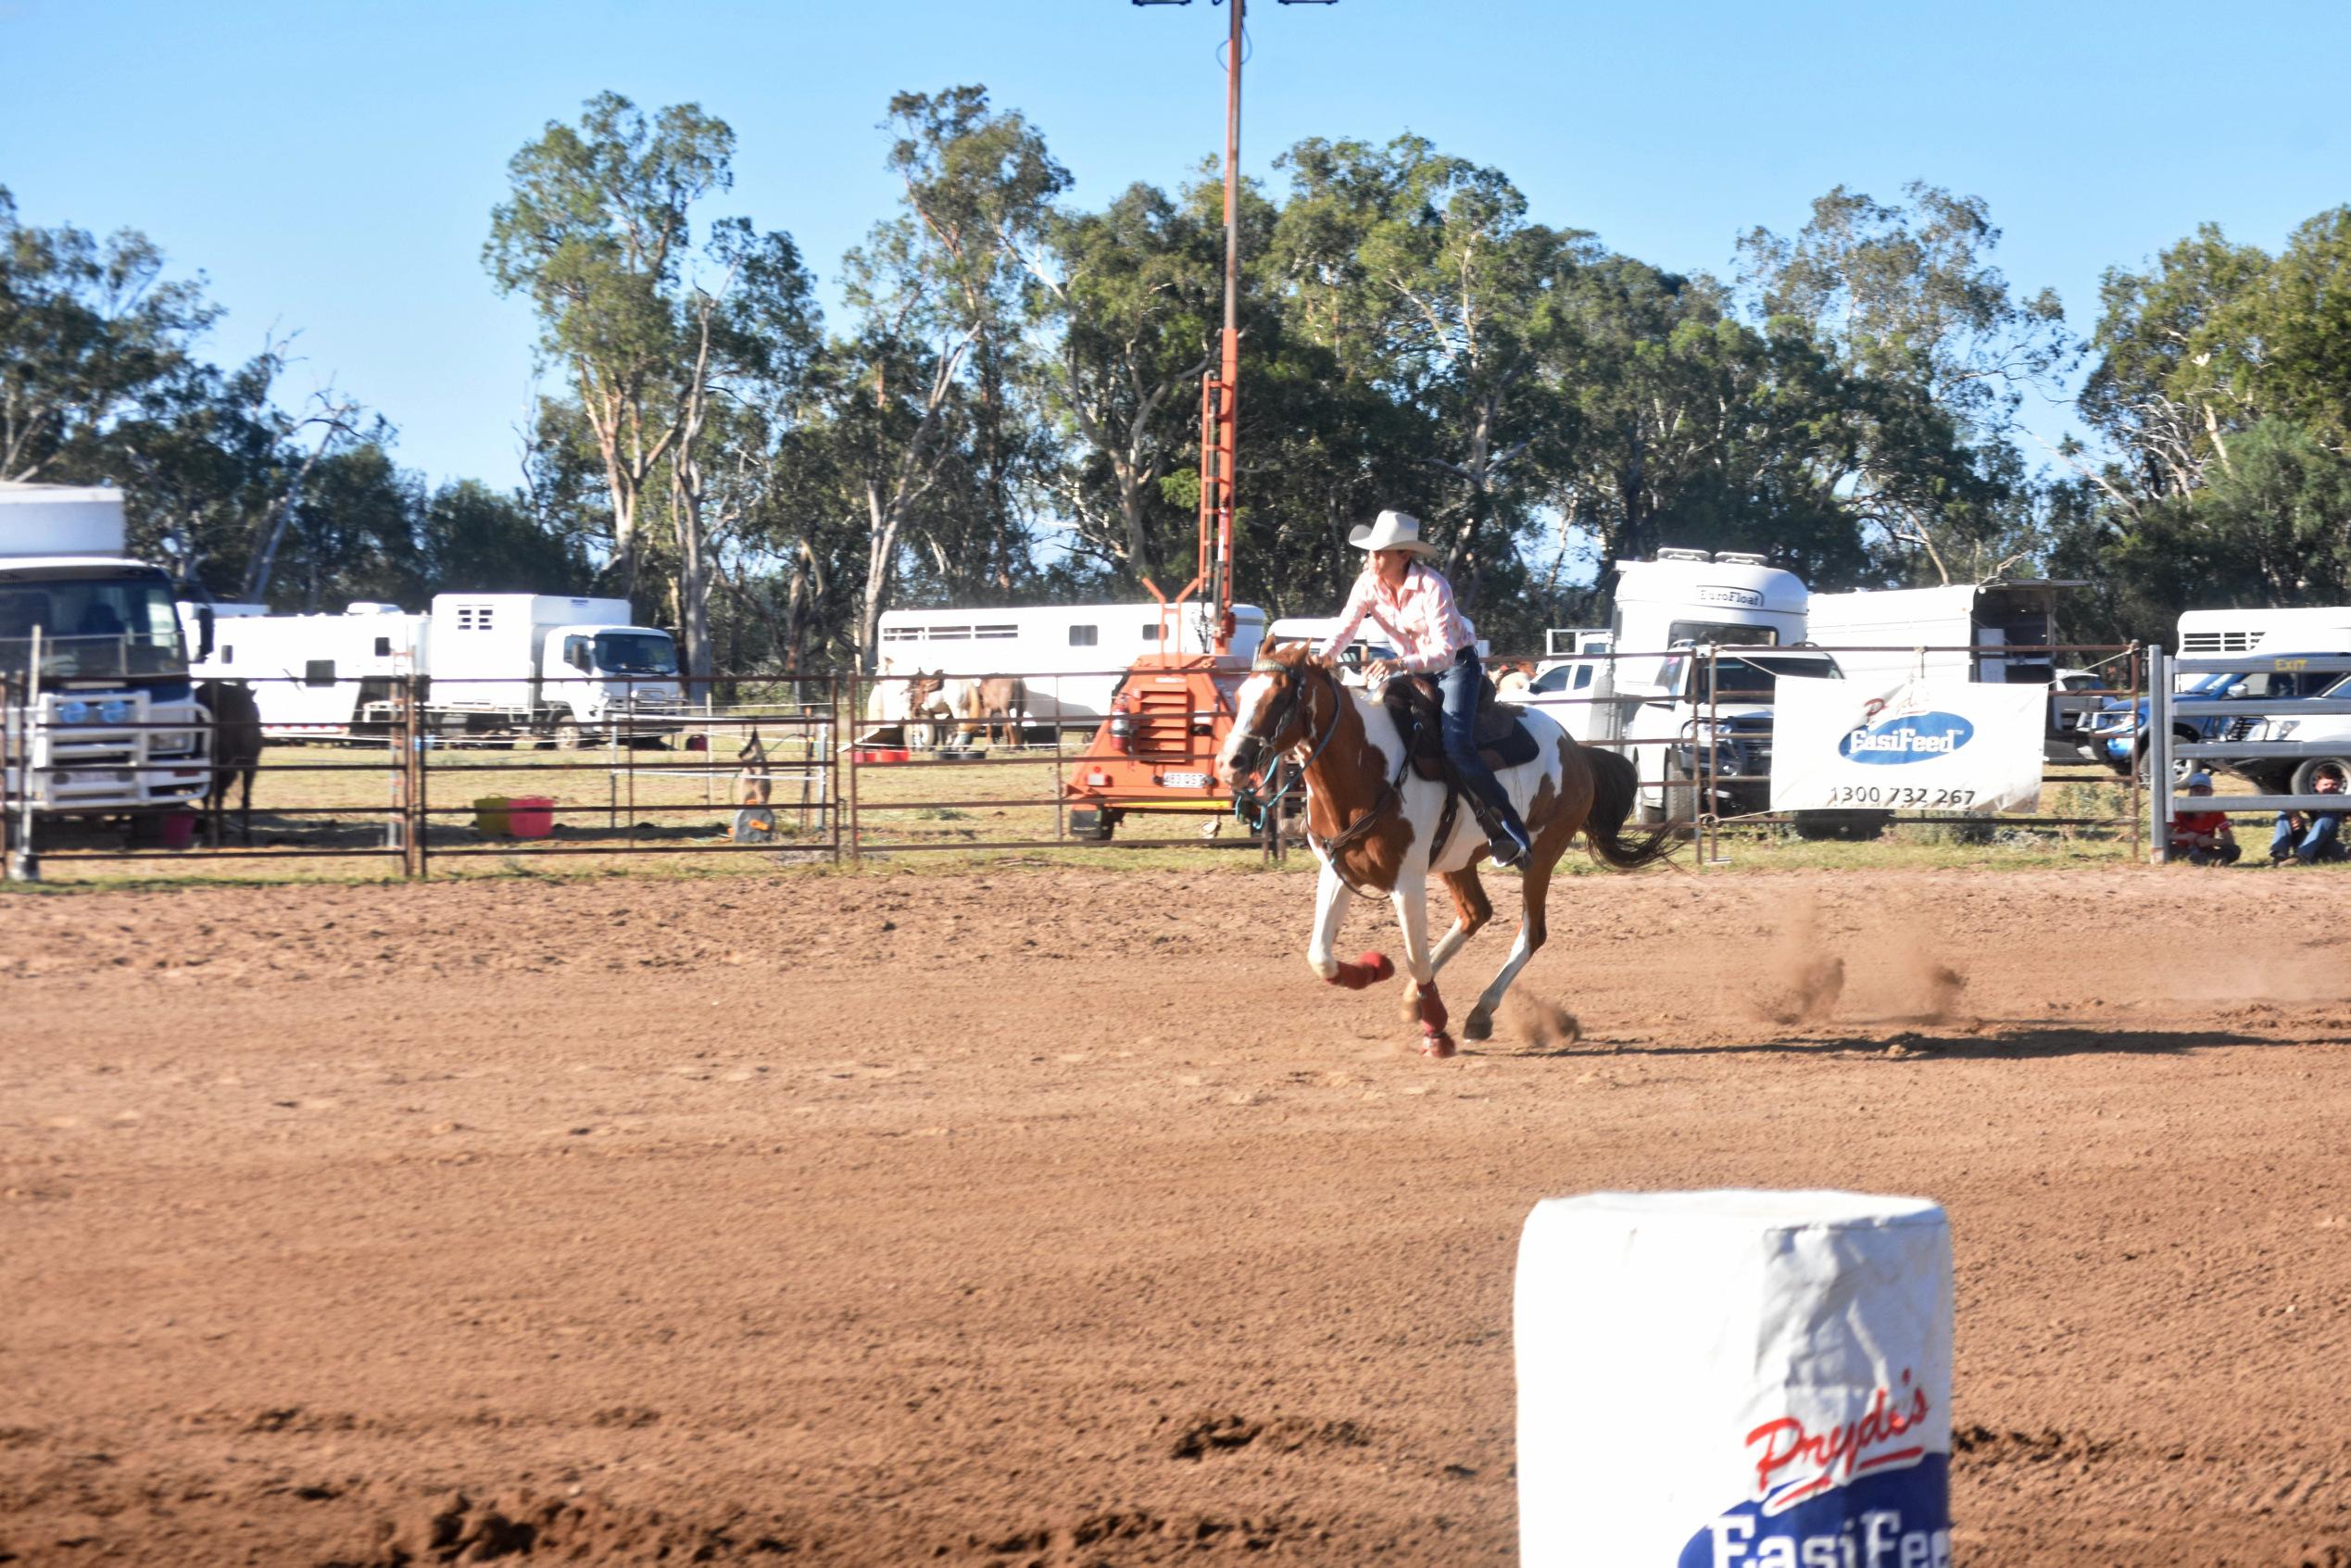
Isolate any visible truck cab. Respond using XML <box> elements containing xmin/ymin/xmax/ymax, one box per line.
<box><xmin>3</xmin><ymin>483</ymin><xmax>211</xmax><ymax>820</ymax></box>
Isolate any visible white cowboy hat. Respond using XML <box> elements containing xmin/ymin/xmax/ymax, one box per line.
<box><xmin>1347</xmin><ymin>508</ymin><xmax>1438</xmax><ymax>557</ymax></box>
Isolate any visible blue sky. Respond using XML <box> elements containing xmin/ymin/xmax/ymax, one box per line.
<box><xmin>4</xmin><ymin>0</ymin><xmax>2345</xmax><ymax>495</ymax></box>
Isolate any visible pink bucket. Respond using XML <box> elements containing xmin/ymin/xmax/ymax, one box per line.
<box><xmin>505</xmin><ymin>796</ymin><xmax>556</xmax><ymax>838</ymax></box>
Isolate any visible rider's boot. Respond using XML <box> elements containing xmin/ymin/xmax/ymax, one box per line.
<box><xmin>1486</xmin><ymin>803</ymin><xmax>1533</xmax><ymax>871</ymax></box>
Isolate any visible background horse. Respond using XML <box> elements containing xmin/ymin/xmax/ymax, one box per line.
<box><xmin>1214</xmin><ymin>643</ymin><xmax>1673</xmax><ymax>1058</ymax></box>
<box><xmin>949</xmin><ymin>676</ymin><xmax>1027</xmax><ymax>749</ymax></box>
<box><xmin>195</xmin><ymin>679</ymin><xmax>263</xmax><ymax>847</ymax></box>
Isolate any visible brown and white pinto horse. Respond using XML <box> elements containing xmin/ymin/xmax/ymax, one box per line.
<box><xmin>1214</xmin><ymin>643</ymin><xmax>1674</xmax><ymax>1057</ymax></box>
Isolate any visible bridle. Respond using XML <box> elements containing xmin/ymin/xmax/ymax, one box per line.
<box><xmin>1229</xmin><ymin>659</ymin><xmax>1339</xmax><ymax>827</ymax></box>
<box><xmin>1229</xmin><ymin>659</ymin><xmax>1408</xmax><ymax>869</ymax></box>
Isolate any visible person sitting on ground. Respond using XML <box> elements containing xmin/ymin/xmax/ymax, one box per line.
<box><xmin>2169</xmin><ymin>771</ymin><xmax>2241</xmax><ymax>865</ymax></box>
<box><xmin>2269</xmin><ymin>769</ymin><xmax>2345</xmax><ymax>865</ymax></box>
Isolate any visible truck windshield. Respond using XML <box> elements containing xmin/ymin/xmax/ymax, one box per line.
<box><xmin>0</xmin><ymin>571</ymin><xmax>187</xmax><ymax>678</ymax></box>
<box><xmin>1699</xmin><ymin>654</ymin><xmax>1843</xmax><ymax>703</ymax></box>
<box><xmin>593</xmin><ymin>632</ymin><xmax>678</xmax><ymax>675</ymax></box>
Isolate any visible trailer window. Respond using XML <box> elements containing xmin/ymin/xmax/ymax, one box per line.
<box><xmin>1141</xmin><ymin>623</ymin><xmax>1162</xmax><ymax>641</ymax></box>
<box><xmin>1667</xmin><ymin>621</ymin><xmax>1778</xmax><ymax>646</ymax></box>
<box><xmin>305</xmin><ymin>659</ymin><xmax>336</xmax><ymax>687</ymax></box>
<box><xmin>974</xmin><ymin>623</ymin><xmax>1016</xmax><ymax>639</ymax></box>
<box><xmin>926</xmin><ymin>625</ymin><xmax>971</xmax><ymax>642</ymax></box>
<box><xmin>1068</xmin><ymin>624</ymin><xmax>1098</xmax><ymax>646</ymax></box>
<box><xmin>374</xmin><ymin>636</ymin><xmax>393</xmax><ymax>658</ymax></box>
<box><xmin>880</xmin><ymin>626</ymin><xmax>921</xmax><ymax>643</ymax></box>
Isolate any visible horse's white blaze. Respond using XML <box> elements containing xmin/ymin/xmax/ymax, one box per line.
<box><xmin>1214</xmin><ymin>671</ymin><xmax>1280</xmax><ymax>781</ymax></box>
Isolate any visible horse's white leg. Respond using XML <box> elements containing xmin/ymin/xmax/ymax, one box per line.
<box><xmin>1389</xmin><ymin>872</ymin><xmax>1456</xmax><ymax>1056</ymax></box>
<box><xmin>1306</xmin><ymin>859</ymin><xmax>1389</xmax><ymax>989</ymax></box>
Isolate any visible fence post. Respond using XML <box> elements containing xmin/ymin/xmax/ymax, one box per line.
<box><xmin>2126</xmin><ymin>641</ymin><xmax>2142</xmax><ymax>864</ymax></box>
<box><xmin>2148</xmin><ymin>645</ymin><xmax>2172</xmax><ymax>863</ymax></box>
<box><xmin>844</xmin><ymin>669</ymin><xmax>861</xmax><ymax>867</ymax></box>
<box><xmin>9</xmin><ymin>634</ymin><xmax>44</xmax><ymax>883</ymax></box>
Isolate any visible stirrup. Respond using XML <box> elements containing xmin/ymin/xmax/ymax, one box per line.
<box><xmin>1487</xmin><ymin>825</ymin><xmax>1530</xmax><ymax>870</ymax></box>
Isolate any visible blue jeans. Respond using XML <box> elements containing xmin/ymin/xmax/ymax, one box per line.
<box><xmin>2271</xmin><ymin>809</ymin><xmax>2345</xmax><ymax>863</ymax></box>
<box><xmin>1438</xmin><ymin>652</ymin><xmax>1521</xmax><ymax>832</ymax></box>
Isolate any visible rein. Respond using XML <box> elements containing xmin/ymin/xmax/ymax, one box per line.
<box><xmin>1236</xmin><ymin>662</ymin><xmax>1343</xmax><ymax>829</ymax></box>
<box><xmin>1253</xmin><ymin>662</ymin><xmax>1414</xmax><ymax>887</ymax></box>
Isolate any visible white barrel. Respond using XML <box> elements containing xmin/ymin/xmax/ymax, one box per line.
<box><xmin>1515</xmin><ymin>1190</ymin><xmax>1952</xmax><ymax>1567</ymax></box>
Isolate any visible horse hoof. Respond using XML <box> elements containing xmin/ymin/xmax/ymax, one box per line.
<box><xmin>1359</xmin><ymin>951</ymin><xmax>1394</xmax><ymax>983</ymax></box>
<box><xmin>1421</xmin><ymin>1033</ymin><xmax>1458</xmax><ymax>1060</ymax></box>
<box><xmin>1463</xmin><ymin>1008</ymin><xmax>1492</xmax><ymax>1043</ymax></box>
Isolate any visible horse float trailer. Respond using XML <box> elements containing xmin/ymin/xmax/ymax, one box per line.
<box><xmin>874</xmin><ymin>601</ymin><xmax>1267</xmax><ymax>729</ymax></box>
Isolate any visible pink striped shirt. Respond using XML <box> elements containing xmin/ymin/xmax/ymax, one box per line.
<box><xmin>1316</xmin><ymin>562</ymin><xmax>1477</xmax><ymax>674</ymax></box>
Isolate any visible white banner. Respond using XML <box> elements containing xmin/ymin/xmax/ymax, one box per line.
<box><xmin>1770</xmin><ymin>678</ymin><xmax>2044</xmax><ymax>814</ymax></box>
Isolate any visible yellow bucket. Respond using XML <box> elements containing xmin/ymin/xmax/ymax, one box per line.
<box><xmin>472</xmin><ymin>796</ymin><xmax>511</xmax><ymax>835</ymax></box>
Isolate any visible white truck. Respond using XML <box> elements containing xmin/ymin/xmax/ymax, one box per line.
<box><xmin>1523</xmin><ymin>555</ymin><xmax>1908</xmax><ymax>846</ymax></box>
<box><xmin>3</xmin><ymin>483</ymin><xmax>213</xmax><ymax>830</ymax></box>
<box><xmin>1524</xmin><ymin>551</ymin><xmax>1857</xmax><ymax>828</ymax></box>
<box><xmin>188</xmin><ymin>593</ymin><xmax>684</xmax><ymax>746</ymax></box>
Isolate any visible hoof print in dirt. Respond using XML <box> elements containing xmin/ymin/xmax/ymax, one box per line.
<box><xmin>1168</xmin><ymin>1411</ymin><xmax>1262</xmax><ymax>1461</ymax></box>
<box><xmin>1166</xmin><ymin>1410</ymin><xmax>1372</xmax><ymax>1462</ymax></box>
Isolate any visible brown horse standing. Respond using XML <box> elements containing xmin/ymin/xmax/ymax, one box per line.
<box><xmin>955</xmin><ymin>676</ymin><xmax>1027</xmax><ymax>749</ymax></box>
<box><xmin>195</xmin><ymin>679</ymin><xmax>263</xmax><ymax>846</ymax></box>
<box><xmin>1214</xmin><ymin>644</ymin><xmax>1674</xmax><ymax>1057</ymax></box>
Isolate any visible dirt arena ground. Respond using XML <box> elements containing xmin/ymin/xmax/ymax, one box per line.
<box><xmin>6</xmin><ymin>862</ymin><xmax>2351</xmax><ymax>1566</ymax></box>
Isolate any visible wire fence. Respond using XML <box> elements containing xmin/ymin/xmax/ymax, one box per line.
<box><xmin>2</xmin><ymin>645</ymin><xmax>2156</xmax><ymax>881</ymax></box>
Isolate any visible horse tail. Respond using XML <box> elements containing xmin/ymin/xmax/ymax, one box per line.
<box><xmin>1580</xmin><ymin>743</ymin><xmax>1678</xmax><ymax>871</ymax></box>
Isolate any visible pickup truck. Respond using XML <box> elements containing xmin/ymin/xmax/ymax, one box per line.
<box><xmin>2081</xmin><ymin>659</ymin><xmax>2343</xmax><ymax>780</ymax></box>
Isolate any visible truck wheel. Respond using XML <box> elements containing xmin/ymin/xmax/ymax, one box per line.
<box><xmin>1792</xmin><ymin>809</ymin><xmax>1892</xmax><ymax>842</ymax></box>
<box><xmin>550</xmin><ymin>716</ymin><xmax>583</xmax><ymax>750</ymax></box>
<box><xmin>2131</xmin><ymin>727</ymin><xmax>2200</xmax><ymax>783</ymax></box>
<box><xmin>2291</xmin><ymin>757</ymin><xmax>2351</xmax><ymax>796</ymax></box>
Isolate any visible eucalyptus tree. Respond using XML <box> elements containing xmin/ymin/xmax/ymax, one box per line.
<box><xmin>823</xmin><ymin>86</ymin><xmax>1065</xmax><ymax>662</ymax></box>
<box><xmin>2077</xmin><ymin>222</ymin><xmax>2272</xmax><ymax>508</ymax></box>
<box><xmin>1270</xmin><ymin>136</ymin><xmax>1579</xmax><ymax>610</ymax></box>
<box><xmin>485</xmin><ymin>92</ymin><xmax>734</xmax><ymax>600</ymax></box>
<box><xmin>1737</xmin><ymin>182</ymin><xmax>2074</xmax><ymax>581</ymax></box>
<box><xmin>0</xmin><ymin>186</ymin><xmax>219</xmax><ymax>483</ymax></box>
<box><xmin>1024</xmin><ymin>179</ymin><xmax>1224</xmax><ymax>586</ymax></box>
<box><xmin>1539</xmin><ymin>257</ymin><xmax>1871</xmax><ymax>589</ymax></box>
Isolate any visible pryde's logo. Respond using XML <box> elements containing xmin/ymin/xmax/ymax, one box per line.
<box><xmin>1839</xmin><ymin>697</ymin><xmax>1973</xmax><ymax>766</ymax></box>
<box><xmin>1747</xmin><ymin>1372</ymin><xmax>1931</xmax><ymax>1513</ymax></box>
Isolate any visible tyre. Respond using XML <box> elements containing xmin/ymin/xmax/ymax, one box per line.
<box><xmin>2290</xmin><ymin>756</ymin><xmax>2351</xmax><ymax>796</ymax></box>
<box><xmin>2131</xmin><ymin>727</ymin><xmax>2201</xmax><ymax>783</ymax></box>
<box><xmin>549</xmin><ymin>716</ymin><xmax>583</xmax><ymax>750</ymax></box>
<box><xmin>1792</xmin><ymin>809</ymin><xmax>1892</xmax><ymax>842</ymax></box>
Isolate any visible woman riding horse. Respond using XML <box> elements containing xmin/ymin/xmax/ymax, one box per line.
<box><xmin>1315</xmin><ymin>509</ymin><xmax>1533</xmax><ymax>870</ymax></box>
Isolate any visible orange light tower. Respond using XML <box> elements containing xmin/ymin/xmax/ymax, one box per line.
<box><xmin>1064</xmin><ymin>0</ymin><xmax>1334</xmax><ymax>841</ymax></box>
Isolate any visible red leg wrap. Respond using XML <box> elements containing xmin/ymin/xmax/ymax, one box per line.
<box><xmin>1327</xmin><ymin>951</ymin><xmax>1394</xmax><ymax>990</ymax></box>
<box><xmin>1416</xmin><ymin>985</ymin><xmax>1450</xmax><ymax>1035</ymax></box>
